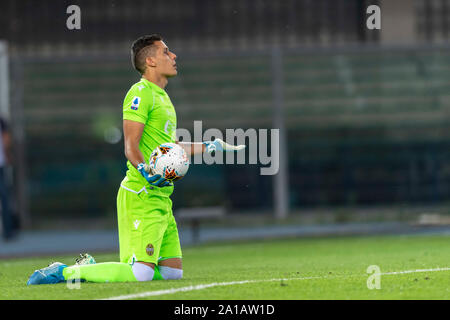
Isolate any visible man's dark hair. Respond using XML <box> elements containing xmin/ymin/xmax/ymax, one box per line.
<box><xmin>131</xmin><ymin>34</ymin><xmax>163</xmax><ymax>74</ymax></box>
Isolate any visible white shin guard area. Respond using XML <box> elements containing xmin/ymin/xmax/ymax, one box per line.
<box><xmin>159</xmin><ymin>266</ymin><xmax>183</xmax><ymax>280</ymax></box>
<box><xmin>132</xmin><ymin>262</ymin><xmax>155</xmax><ymax>282</ymax></box>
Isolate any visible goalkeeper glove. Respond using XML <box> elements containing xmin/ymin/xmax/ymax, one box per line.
<box><xmin>137</xmin><ymin>163</ymin><xmax>172</xmax><ymax>187</ymax></box>
<box><xmin>203</xmin><ymin>138</ymin><xmax>246</xmax><ymax>153</ymax></box>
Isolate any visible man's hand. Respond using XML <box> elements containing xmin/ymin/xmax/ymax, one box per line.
<box><xmin>137</xmin><ymin>163</ymin><xmax>172</xmax><ymax>187</ymax></box>
<box><xmin>203</xmin><ymin>138</ymin><xmax>246</xmax><ymax>154</ymax></box>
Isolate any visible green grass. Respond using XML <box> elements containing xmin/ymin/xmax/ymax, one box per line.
<box><xmin>0</xmin><ymin>234</ymin><xmax>449</xmax><ymax>300</ymax></box>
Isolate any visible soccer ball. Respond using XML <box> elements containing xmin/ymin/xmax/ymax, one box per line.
<box><xmin>148</xmin><ymin>143</ymin><xmax>190</xmax><ymax>181</ymax></box>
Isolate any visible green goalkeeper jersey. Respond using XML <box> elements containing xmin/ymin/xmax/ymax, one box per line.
<box><xmin>121</xmin><ymin>78</ymin><xmax>177</xmax><ymax>197</ymax></box>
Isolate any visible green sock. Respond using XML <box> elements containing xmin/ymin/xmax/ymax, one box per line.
<box><xmin>153</xmin><ymin>265</ymin><xmax>163</xmax><ymax>280</ymax></box>
<box><xmin>63</xmin><ymin>262</ymin><xmax>137</xmax><ymax>283</ymax></box>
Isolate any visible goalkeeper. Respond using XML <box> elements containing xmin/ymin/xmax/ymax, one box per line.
<box><xmin>27</xmin><ymin>34</ymin><xmax>244</xmax><ymax>285</ymax></box>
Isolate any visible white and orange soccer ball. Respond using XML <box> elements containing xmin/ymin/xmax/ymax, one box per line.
<box><xmin>148</xmin><ymin>143</ymin><xmax>190</xmax><ymax>181</ymax></box>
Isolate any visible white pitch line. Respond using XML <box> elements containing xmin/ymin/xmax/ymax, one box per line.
<box><xmin>380</xmin><ymin>267</ymin><xmax>450</xmax><ymax>276</ymax></box>
<box><xmin>102</xmin><ymin>267</ymin><xmax>450</xmax><ymax>300</ymax></box>
<box><xmin>101</xmin><ymin>276</ymin><xmax>322</xmax><ymax>300</ymax></box>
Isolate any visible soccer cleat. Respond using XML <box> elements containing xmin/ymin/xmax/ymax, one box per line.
<box><xmin>27</xmin><ymin>262</ymin><xmax>67</xmax><ymax>285</ymax></box>
<box><xmin>75</xmin><ymin>253</ymin><xmax>96</xmax><ymax>265</ymax></box>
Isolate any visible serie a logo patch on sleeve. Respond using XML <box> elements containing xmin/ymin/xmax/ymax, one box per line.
<box><xmin>131</xmin><ymin>96</ymin><xmax>141</xmax><ymax>110</ymax></box>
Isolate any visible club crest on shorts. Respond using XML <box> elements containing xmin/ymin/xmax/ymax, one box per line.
<box><xmin>146</xmin><ymin>243</ymin><xmax>154</xmax><ymax>256</ymax></box>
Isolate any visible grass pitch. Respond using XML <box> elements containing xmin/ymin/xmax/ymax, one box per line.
<box><xmin>0</xmin><ymin>234</ymin><xmax>449</xmax><ymax>300</ymax></box>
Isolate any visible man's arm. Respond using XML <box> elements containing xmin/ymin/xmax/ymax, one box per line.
<box><xmin>176</xmin><ymin>139</ymin><xmax>245</xmax><ymax>155</ymax></box>
<box><xmin>0</xmin><ymin>119</ymin><xmax>12</xmax><ymax>164</ymax></box>
<box><xmin>123</xmin><ymin>119</ymin><xmax>146</xmax><ymax>169</ymax></box>
<box><xmin>176</xmin><ymin>141</ymin><xmax>205</xmax><ymax>156</ymax></box>
<box><xmin>123</xmin><ymin>119</ymin><xmax>171</xmax><ymax>187</ymax></box>
<box><xmin>2</xmin><ymin>131</ymin><xmax>12</xmax><ymax>165</ymax></box>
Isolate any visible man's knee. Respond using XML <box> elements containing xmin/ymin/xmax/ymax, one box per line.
<box><xmin>159</xmin><ymin>266</ymin><xmax>183</xmax><ymax>280</ymax></box>
<box><xmin>132</xmin><ymin>262</ymin><xmax>155</xmax><ymax>281</ymax></box>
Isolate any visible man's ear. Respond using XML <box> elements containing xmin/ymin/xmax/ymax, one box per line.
<box><xmin>146</xmin><ymin>56</ymin><xmax>156</xmax><ymax>68</ymax></box>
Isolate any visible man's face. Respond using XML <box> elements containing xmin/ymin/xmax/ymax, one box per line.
<box><xmin>148</xmin><ymin>40</ymin><xmax>177</xmax><ymax>77</ymax></box>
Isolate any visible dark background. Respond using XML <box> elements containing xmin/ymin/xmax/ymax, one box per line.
<box><xmin>1</xmin><ymin>0</ymin><xmax>450</xmax><ymax>228</ymax></box>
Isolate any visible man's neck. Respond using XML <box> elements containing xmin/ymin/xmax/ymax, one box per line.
<box><xmin>142</xmin><ymin>73</ymin><xmax>168</xmax><ymax>90</ymax></box>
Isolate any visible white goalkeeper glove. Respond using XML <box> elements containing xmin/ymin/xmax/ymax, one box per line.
<box><xmin>203</xmin><ymin>138</ymin><xmax>246</xmax><ymax>153</ymax></box>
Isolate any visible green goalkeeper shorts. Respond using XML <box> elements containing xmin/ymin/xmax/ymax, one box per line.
<box><xmin>116</xmin><ymin>184</ymin><xmax>182</xmax><ymax>265</ymax></box>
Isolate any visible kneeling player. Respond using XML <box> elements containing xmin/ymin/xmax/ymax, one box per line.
<box><xmin>27</xmin><ymin>34</ymin><xmax>244</xmax><ymax>285</ymax></box>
